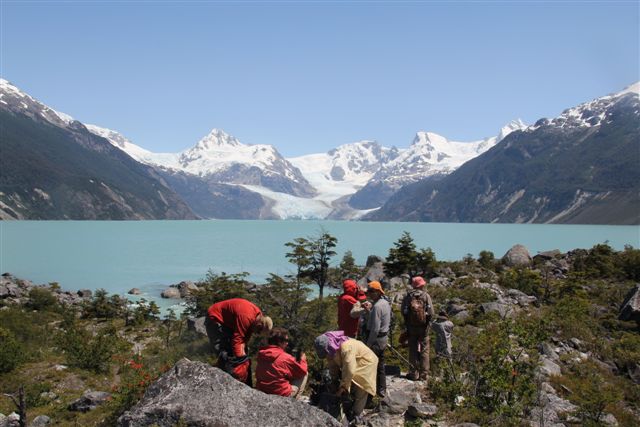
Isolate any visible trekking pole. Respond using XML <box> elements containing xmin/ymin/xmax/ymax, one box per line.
<box><xmin>386</xmin><ymin>344</ymin><xmax>417</xmax><ymax>372</ymax></box>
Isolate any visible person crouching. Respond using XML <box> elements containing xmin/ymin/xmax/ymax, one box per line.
<box><xmin>256</xmin><ymin>328</ymin><xmax>308</xmax><ymax>399</ymax></box>
<box><xmin>314</xmin><ymin>331</ymin><xmax>378</xmax><ymax>423</ymax></box>
<box><xmin>205</xmin><ymin>298</ymin><xmax>272</xmax><ymax>385</ymax></box>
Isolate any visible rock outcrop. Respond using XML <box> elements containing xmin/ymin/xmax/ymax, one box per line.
<box><xmin>118</xmin><ymin>358</ymin><xmax>341</xmax><ymax>427</ymax></box>
<box><xmin>502</xmin><ymin>244</ymin><xmax>532</xmax><ymax>267</ymax></box>
<box><xmin>619</xmin><ymin>284</ymin><xmax>640</xmax><ymax>323</ymax></box>
<box><xmin>68</xmin><ymin>390</ymin><xmax>112</xmax><ymax>412</ymax></box>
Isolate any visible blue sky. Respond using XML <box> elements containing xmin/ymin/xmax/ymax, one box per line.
<box><xmin>1</xmin><ymin>1</ymin><xmax>638</xmax><ymax>157</ymax></box>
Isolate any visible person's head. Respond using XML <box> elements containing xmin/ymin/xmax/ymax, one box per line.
<box><xmin>254</xmin><ymin>314</ymin><xmax>273</xmax><ymax>335</ymax></box>
<box><xmin>342</xmin><ymin>279</ymin><xmax>357</xmax><ymax>296</ymax></box>
<box><xmin>314</xmin><ymin>334</ymin><xmax>330</xmax><ymax>359</ymax></box>
<box><xmin>437</xmin><ymin>310</ymin><xmax>449</xmax><ymax>321</ymax></box>
<box><xmin>366</xmin><ymin>281</ymin><xmax>384</xmax><ymax>301</ymax></box>
<box><xmin>411</xmin><ymin>276</ymin><xmax>426</xmax><ymax>289</ymax></box>
<box><xmin>267</xmin><ymin>327</ymin><xmax>290</xmax><ymax>349</ymax></box>
<box><xmin>314</xmin><ymin>331</ymin><xmax>350</xmax><ymax>359</ymax></box>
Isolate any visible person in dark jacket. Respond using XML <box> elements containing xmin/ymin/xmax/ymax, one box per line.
<box><xmin>338</xmin><ymin>279</ymin><xmax>367</xmax><ymax>338</ymax></box>
<box><xmin>256</xmin><ymin>328</ymin><xmax>308</xmax><ymax>398</ymax></box>
<box><xmin>205</xmin><ymin>298</ymin><xmax>272</xmax><ymax>385</ymax></box>
<box><xmin>401</xmin><ymin>276</ymin><xmax>435</xmax><ymax>381</ymax></box>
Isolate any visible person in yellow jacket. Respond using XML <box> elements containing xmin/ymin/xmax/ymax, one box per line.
<box><xmin>314</xmin><ymin>330</ymin><xmax>378</xmax><ymax>420</ymax></box>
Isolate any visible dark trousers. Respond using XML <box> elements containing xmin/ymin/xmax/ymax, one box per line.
<box><xmin>371</xmin><ymin>336</ymin><xmax>387</xmax><ymax>396</ymax></box>
<box><xmin>408</xmin><ymin>326</ymin><xmax>430</xmax><ymax>380</ymax></box>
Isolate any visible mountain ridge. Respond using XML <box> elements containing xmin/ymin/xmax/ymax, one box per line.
<box><xmin>365</xmin><ymin>82</ymin><xmax>640</xmax><ymax>224</ymax></box>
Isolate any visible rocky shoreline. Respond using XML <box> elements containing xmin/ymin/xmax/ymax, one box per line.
<box><xmin>1</xmin><ymin>243</ymin><xmax>639</xmax><ymax>427</ymax></box>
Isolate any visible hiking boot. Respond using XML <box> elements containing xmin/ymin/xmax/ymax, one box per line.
<box><xmin>377</xmin><ymin>389</ymin><xmax>386</xmax><ymax>398</ymax></box>
<box><xmin>349</xmin><ymin>415</ymin><xmax>366</xmax><ymax>426</ymax></box>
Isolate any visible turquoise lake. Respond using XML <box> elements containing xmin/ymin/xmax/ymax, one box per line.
<box><xmin>1</xmin><ymin>220</ymin><xmax>639</xmax><ymax>311</ymax></box>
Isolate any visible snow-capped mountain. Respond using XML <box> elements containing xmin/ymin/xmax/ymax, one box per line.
<box><xmin>289</xmin><ymin>141</ymin><xmax>398</xmax><ymax>202</ymax></box>
<box><xmin>0</xmin><ymin>78</ymin><xmax>75</xmax><ymax>128</ymax></box>
<box><xmin>348</xmin><ymin>120</ymin><xmax>527</xmax><ymax>209</ymax></box>
<box><xmin>0</xmin><ymin>79</ymin><xmax>196</xmax><ymax>220</ymax></box>
<box><xmin>177</xmin><ymin>129</ymin><xmax>315</xmax><ymax>197</ymax></box>
<box><xmin>520</xmin><ymin>81</ymin><xmax>640</xmax><ymax>134</ymax></box>
<box><xmin>375</xmin><ymin>120</ymin><xmax>527</xmax><ymax>187</ymax></box>
<box><xmin>86</xmin><ymin>125</ymin><xmax>315</xmax><ymax>199</ymax></box>
<box><xmin>367</xmin><ymin>82</ymin><xmax>640</xmax><ymax>224</ymax></box>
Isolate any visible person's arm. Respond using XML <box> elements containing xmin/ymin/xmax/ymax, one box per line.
<box><xmin>231</xmin><ymin>314</ymin><xmax>252</xmax><ymax>357</ymax></box>
<box><xmin>366</xmin><ymin>305</ymin><xmax>380</xmax><ymax>347</ymax></box>
<box><xmin>425</xmin><ymin>293</ymin><xmax>435</xmax><ymax>319</ymax></box>
<box><xmin>401</xmin><ymin>294</ymin><xmax>409</xmax><ymax>317</ymax></box>
<box><xmin>287</xmin><ymin>353</ymin><xmax>308</xmax><ymax>379</ymax></box>
<box><xmin>350</xmin><ymin>301</ymin><xmax>365</xmax><ymax>318</ymax></box>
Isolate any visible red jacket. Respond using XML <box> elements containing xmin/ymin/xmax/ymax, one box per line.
<box><xmin>338</xmin><ymin>280</ymin><xmax>365</xmax><ymax>338</ymax></box>
<box><xmin>207</xmin><ymin>298</ymin><xmax>262</xmax><ymax>357</ymax></box>
<box><xmin>256</xmin><ymin>345</ymin><xmax>308</xmax><ymax>397</ymax></box>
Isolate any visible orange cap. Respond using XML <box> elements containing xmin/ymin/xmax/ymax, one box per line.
<box><xmin>366</xmin><ymin>281</ymin><xmax>385</xmax><ymax>295</ymax></box>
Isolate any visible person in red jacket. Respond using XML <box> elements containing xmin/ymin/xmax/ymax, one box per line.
<box><xmin>205</xmin><ymin>298</ymin><xmax>273</xmax><ymax>385</ymax></box>
<box><xmin>338</xmin><ymin>279</ymin><xmax>367</xmax><ymax>338</ymax></box>
<box><xmin>256</xmin><ymin>328</ymin><xmax>308</xmax><ymax>398</ymax></box>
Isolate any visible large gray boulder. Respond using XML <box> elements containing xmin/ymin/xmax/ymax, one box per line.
<box><xmin>186</xmin><ymin>316</ymin><xmax>207</xmax><ymax>337</ymax></box>
<box><xmin>160</xmin><ymin>288</ymin><xmax>181</xmax><ymax>299</ymax></box>
<box><xmin>118</xmin><ymin>358</ymin><xmax>340</xmax><ymax>427</ymax></box>
<box><xmin>502</xmin><ymin>244</ymin><xmax>532</xmax><ymax>267</ymax></box>
<box><xmin>176</xmin><ymin>281</ymin><xmax>198</xmax><ymax>298</ymax></box>
<box><xmin>619</xmin><ymin>284</ymin><xmax>640</xmax><ymax>323</ymax></box>
<box><xmin>358</xmin><ymin>255</ymin><xmax>386</xmax><ymax>288</ymax></box>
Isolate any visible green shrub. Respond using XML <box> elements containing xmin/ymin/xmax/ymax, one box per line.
<box><xmin>499</xmin><ymin>268</ymin><xmax>542</xmax><ymax>297</ymax></box>
<box><xmin>185</xmin><ymin>271</ymin><xmax>252</xmax><ymax>317</ymax></box>
<box><xmin>611</xmin><ymin>332</ymin><xmax>640</xmax><ymax>372</ymax></box>
<box><xmin>552</xmin><ymin>361</ymin><xmax>623</xmax><ymax>426</ymax></box>
<box><xmin>82</xmin><ymin>288</ymin><xmax>127</xmax><ymax>319</ymax></box>
<box><xmin>57</xmin><ymin>320</ymin><xmax>126</xmax><ymax>373</ymax></box>
<box><xmin>24</xmin><ymin>381</ymin><xmax>52</xmax><ymax>407</ymax></box>
<box><xmin>129</xmin><ymin>298</ymin><xmax>160</xmax><ymax>326</ymax></box>
<box><xmin>0</xmin><ymin>327</ymin><xmax>22</xmax><ymax>373</ymax></box>
<box><xmin>573</xmin><ymin>243</ymin><xmax>623</xmax><ymax>279</ymax></box>
<box><xmin>477</xmin><ymin>250</ymin><xmax>496</xmax><ymax>270</ymax></box>
<box><xmin>619</xmin><ymin>245</ymin><xmax>640</xmax><ymax>281</ymax></box>
<box><xmin>27</xmin><ymin>287</ymin><xmax>59</xmax><ymax>311</ymax></box>
<box><xmin>0</xmin><ymin>307</ymin><xmax>57</xmax><ymax>361</ymax></box>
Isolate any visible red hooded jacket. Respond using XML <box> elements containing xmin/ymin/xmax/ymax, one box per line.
<box><xmin>207</xmin><ymin>298</ymin><xmax>262</xmax><ymax>357</ymax></box>
<box><xmin>256</xmin><ymin>345</ymin><xmax>308</xmax><ymax>397</ymax></box>
<box><xmin>338</xmin><ymin>280</ymin><xmax>366</xmax><ymax>337</ymax></box>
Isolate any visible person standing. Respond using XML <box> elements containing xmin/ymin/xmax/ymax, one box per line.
<box><xmin>363</xmin><ymin>281</ymin><xmax>391</xmax><ymax>397</ymax></box>
<box><xmin>401</xmin><ymin>276</ymin><xmax>435</xmax><ymax>381</ymax></box>
<box><xmin>314</xmin><ymin>331</ymin><xmax>378</xmax><ymax>423</ymax></box>
<box><xmin>432</xmin><ymin>311</ymin><xmax>454</xmax><ymax>358</ymax></box>
<box><xmin>338</xmin><ymin>279</ymin><xmax>367</xmax><ymax>338</ymax></box>
<box><xmin>256</xmin><ymin>327</ymin><xmax>308</xmax><ymax>399</ymax></box>
<box><xmin>205</xmin><ymin>298</ymin><xmax>273</xmax><ymax>385</ymax></box>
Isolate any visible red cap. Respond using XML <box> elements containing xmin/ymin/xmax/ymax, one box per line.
<box><xmin>411</xmin><ymin>276</ymin><xmax>426</xmax><ymax>288</ymax></box>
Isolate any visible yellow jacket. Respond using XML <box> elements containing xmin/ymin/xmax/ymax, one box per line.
<box><xmin>328</xmin><ymin>338</ymin><xmax>378</xmax><ymax>396</ymax></box>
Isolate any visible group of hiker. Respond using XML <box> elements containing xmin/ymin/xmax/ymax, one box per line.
<box><xmin>204</xmin><ymin>275</ymin><xmax>453</xmax><ymax>423</ymax></box>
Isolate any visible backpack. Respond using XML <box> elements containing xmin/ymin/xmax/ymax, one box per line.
<box><xmin>408</xmin><ymin>291</ymin><xmax>429</xmax><ymax>327</ymax></box>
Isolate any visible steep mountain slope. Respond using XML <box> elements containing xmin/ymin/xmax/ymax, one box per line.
<box><xmin>367</xmin><ymin>83</ymin><xmax>640</xmax><ymax>224</ymax></box>
<box><xmin>88</xmin><ymin>125</ymin><xmax>315</xmax><ymax>199</ymax></box>
<box><xmin>0</xmin><ymin>80</ymin><xmax>197</xmax><ymax>220</ymax></box>
<box><xmin>349</xmin><ymin>121</ymin><xmax>527</xmax><ymax>209</ymax></box>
